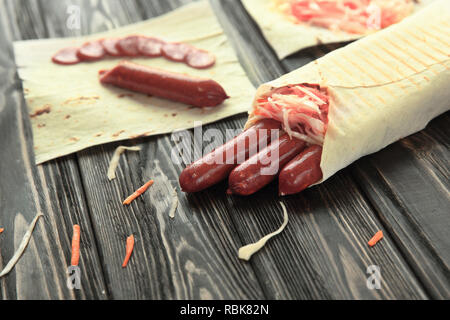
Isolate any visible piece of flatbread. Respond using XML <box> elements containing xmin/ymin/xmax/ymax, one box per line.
<box><xmin>245</xmin><ymin>0</ymin><xmax>450</xmax><ymax>182</ymax></box>
<box><xmin>242</xmin><ymin>0</ymin><xmax>436</xmax><ymax>59</ymax></box>
<box><xmin>14</xmin><ymin>0</ymin><xmax>255</xmax><ymax>164</ymax></box>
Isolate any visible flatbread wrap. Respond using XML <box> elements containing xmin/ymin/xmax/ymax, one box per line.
<box><xmin>179</xmin><ymin>0</ymin><xmax>450</xmax><ymax>195</ymax></box>
<box><xmin>245</xmin><ymin>0</ymin><xmax>450</xmax><ymax>184</ymax></box>
<box><xmin>242</xmin><ymin>0</ymin><xmax>436</xmax><ymax>59</ymax></box>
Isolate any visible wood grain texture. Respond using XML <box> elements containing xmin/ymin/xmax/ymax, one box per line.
<box><xmin>352</xmin><ymin>114</ymin><xmax>450</xmax><ymax>299</ymax></box>
<box><xmin>0</xmin><ymin>0</ymin><xmax>447</xmax><ymax>300</ymax></box>
<box><xmin>0</xmin><ymin>0</ymin><xmax>108</xmax><ymax>299</ymax></box>
<box><xmin>207</xmin><ymin>0</ymin><xmax>429</xmax><ymax>299</ymax></box>
<box><xmin>34</xmin><ymin>0</ymin><xmax>265</xmax><ymax>299</ymax></box>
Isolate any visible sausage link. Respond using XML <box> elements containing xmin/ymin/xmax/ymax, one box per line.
<box><xmin>179</xmin><ymin>119</ymin><xmax>281</xmax><ymax>193</ymax></box>
<box><xmin>227</xmin><ymin>134</ymin><xmax>307</xmax><ymax>196</ymax></box>
<box><xmin>77</xmin><ymin>41</ymin><xmax>106</xmax><ymax>61</ymax></box>
<box><xmin>99</xmin><ymin>61</ymin><xmax>229</xmax><ymax>107</ymax></box>
<box><xmin>52</xmin><ymin>47</ymin><xmax>80</xmax><ymax>65</ymax></box>
<box><xmin>278</xmin><ymin>145</ymin><xmax>323</xmax><ymax>196</ymax></box>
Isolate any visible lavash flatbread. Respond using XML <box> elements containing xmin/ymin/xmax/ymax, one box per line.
<box><xmin>245</xmin><ymin>0</ymin><xmax>450</xmax><ymax>182</ymax></box>
<box><xmin>242</xmin><ymin>0</ymin><xmax>436</xmax><ymax>59</ymax></box>
<box><xmin>14</xmin><ymin>0</ymin><xmax>255</xmax><ymax>164</ymax></box>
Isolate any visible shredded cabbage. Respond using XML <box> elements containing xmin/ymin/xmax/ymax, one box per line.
<box><xmin>255</xmin><ymin>84</ymin><xmax>329</xmax><ymax>145</ymax></box>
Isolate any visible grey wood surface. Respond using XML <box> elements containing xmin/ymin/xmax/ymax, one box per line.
<box><xmin>0</xmin><ymin>0</ymin><xmax>448</xmax><ymax>300</ymax></box>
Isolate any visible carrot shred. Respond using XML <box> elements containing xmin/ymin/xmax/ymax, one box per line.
<box><xmin>71</xmin><ymin>224</ymin><xmax>81</xmax><ymax>266</ymax></box>
<box><xmin>368</xmin><ymin>230</ymin><xmax>383</xmax><ymax>247</ymax></box>
<box><xmin>122</xmin><ymin>234</ymin><xmax>135</xmax><ymax>268</ymax></box>
<box><xmin>0</xmin><ymin>228</ymin><xmax>4</xmax><ymax>234</ymax></box>
<box><xmin>122</xmin><ymin>179</ymin><xmax>154</xmax><ymax>205</ymax></box>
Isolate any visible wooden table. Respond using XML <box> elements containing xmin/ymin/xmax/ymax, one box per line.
<box><xmin>0</xmin><ymin>0</ymin><xmax>448</xmax><ymax>300</ymax></box>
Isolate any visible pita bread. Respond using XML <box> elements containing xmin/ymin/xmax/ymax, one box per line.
<box><xmin>246</xmin><ymin>0</ymin><xmax>450</xmax><ymax>182</ymax></box>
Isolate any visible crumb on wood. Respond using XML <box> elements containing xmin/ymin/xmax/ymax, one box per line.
<box><xmin>69</xmin><ymin>137</ymin><xmax>80</xmax><ymax>142</ymax></box>
<box><xmin>64</xmin><ymin>115</ymin><xmax>71</xmax><ymax>120</ymax></box>
<box><xmin>172</xmin><ymin>113</ymin><xmax>177</xmax><ymax>117</ymax></box>
<box><xmin>37</xmin><ymin>123</ymin><xmax>46</xmax><ymax>128</ymax></box>
<box><xmin>30</xmin><ymin>104</ymin><xmax>51</xmax><ymax>118</ymax></box>
<box><xmin>94</xmin><ymin>132</ymin><xmax>103</xmax><ymax>137</ymax></box>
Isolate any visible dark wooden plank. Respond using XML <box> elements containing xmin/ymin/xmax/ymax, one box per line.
<box><xmin>211</xmin><ymin>0</ymin><xmax>284</xmax><ymax>85</ymax></box>
<box><xmin>0</xmin><ymin>0</ymin><xmax>108</xmax><ymax>299</ymax></box>
<box><xmin>210</xmin><ymin>0</ymin><xmax>430</xmax><ymax>299</ymax></box>
<box><xmin>352</xmin><ymin>114</ymin><xmax>450</xmax><ymax>299</ymax></box>
<box><xmin>280</xmin><ymin>23</ymin><xmax>450</xmax><ymax>299</ymax></box>
<box><xmin>3</xmin><ymin>0</ymin><xmax>443</xmax><ymax>300</ymax></box>
<box><xmin>35</xmin><ymin>0</ymin><xmax>265</xmax><ymax>299</ymax></box>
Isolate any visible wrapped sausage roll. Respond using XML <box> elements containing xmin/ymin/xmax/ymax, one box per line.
<box><xmin>244</xmin><ymin>0</ymin><xmax>450</xmax><ymax>185</ymax></box>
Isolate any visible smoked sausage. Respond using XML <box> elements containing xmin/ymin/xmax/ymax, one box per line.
<box><xmin>116</xmin><ymin>36</ymin><xmax>141</xmax><ymax>56</ymax></box>
<box><xmin>52</xmin><ymin>36</ymin><xmax>216</xmax><ymax>69</ymax></box>
<box><xmin>278</xmin><ymin>145</ymin><xmax>323</xmax><ymax>196</ymax></box>
<box><xmin>101</xmin><ymin>38</ymin><xmax>121</xmax><ymax>56</ymax></box>
<box><xmin>179</xmin><ymin>119</ymin><xmax>281</xmax><ymax>193</ymax></box>
<box><xmin>162</xmin><ymin>42</ymin><xmax>193</xmax><ymax>62</ymax></box>
<box><xmin>227</xmin><ymin>134</ymin><xmax>307</xmax><ymax>196</ymax></box>
<box><xmin>77</xmin><ymin>41</ymin><xmax>106</xmax><ymax>61</ymax></box>
<box><xmin>99</xmin><ymin>61</ymin><xmax>229</xmax><ymax>107</ymax></box>
<box><xmin>52</xmin><ymin>47</ymin><xmax>80</xmax><ymax>65</ymax></box>
<box><xmin>138</xmin><ymin>37</ymin><xmax>165</xmax><ymax>57</ymax></box>
<box><xmin>185</xmin><ymin>49</ymin><xmax>216</xmax><ymax>69</ymax></box>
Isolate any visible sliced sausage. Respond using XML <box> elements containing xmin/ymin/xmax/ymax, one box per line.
<box><xmin>116</xmin><ymin>36</ymin><xmax>140</xmax><ymax>56</ymax></box>
<box><xmin>185</xmin><ymin>49</ymin><xmax>216</xmax><ymax>69</ymax></box>
<box><xmin>99</xmin><ymin>61</ymin><xmax>229</xmax><ymax>107</ymax></box>
<box><xmin>227</xmin><ymin>134</ymin><xmax>307</xmax><ymax>196</ymax></box>
<box><xmin>179</xmin><ymin>119</ymin><xmax>281</xmax><ymax>193</ymax></box>
<box><xmin>278</xmin><ymin>145</ymin><xmax>323</xmax><ymax>196</ymax></box>
<box><xmin>138</xmin><ymin>37</ymin><xmax>165</xmax><ymax>57</ymax></box>
<box><xmin>101</xmin><ymin>38</ymin><xmax>121</xmax><ymax>56</ymax></box>
<box><xmin>52</xmin><ymin>47</ymin><xmax>81</xmax><ymax>65</ymax></box>
<box><xmin>77</xmin><ymin>41</ymin><xmax>106</xmax><ymax>61</ymax></box>
<box><xmin>162</xmin><ymin>42</ymin><xmax>193</xmax><ymax>62</ymax></box>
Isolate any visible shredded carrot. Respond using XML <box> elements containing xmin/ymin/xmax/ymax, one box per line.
<box><xmin>122</xmin><ymin>234</ymin><xmax>135</xmax><ymax>268</ymax></box>
<box><xmin>0</xmin><ymin>228</ymin><xmax>4</xmax><ymax>234</ymax></box>
<box><xmin>71</xmin><ymin>224</ymin><xmax>81</xmax><ymax>266</ymax></box>
<box><xmin>122</xmin><ymin>179</ymin><xmax>154</xmax><ymax>205</ymax></box>
<box><xmin>368</xmin><ymin>230</ymin><xmax>383</xmax><ymax>247</ymax></box>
